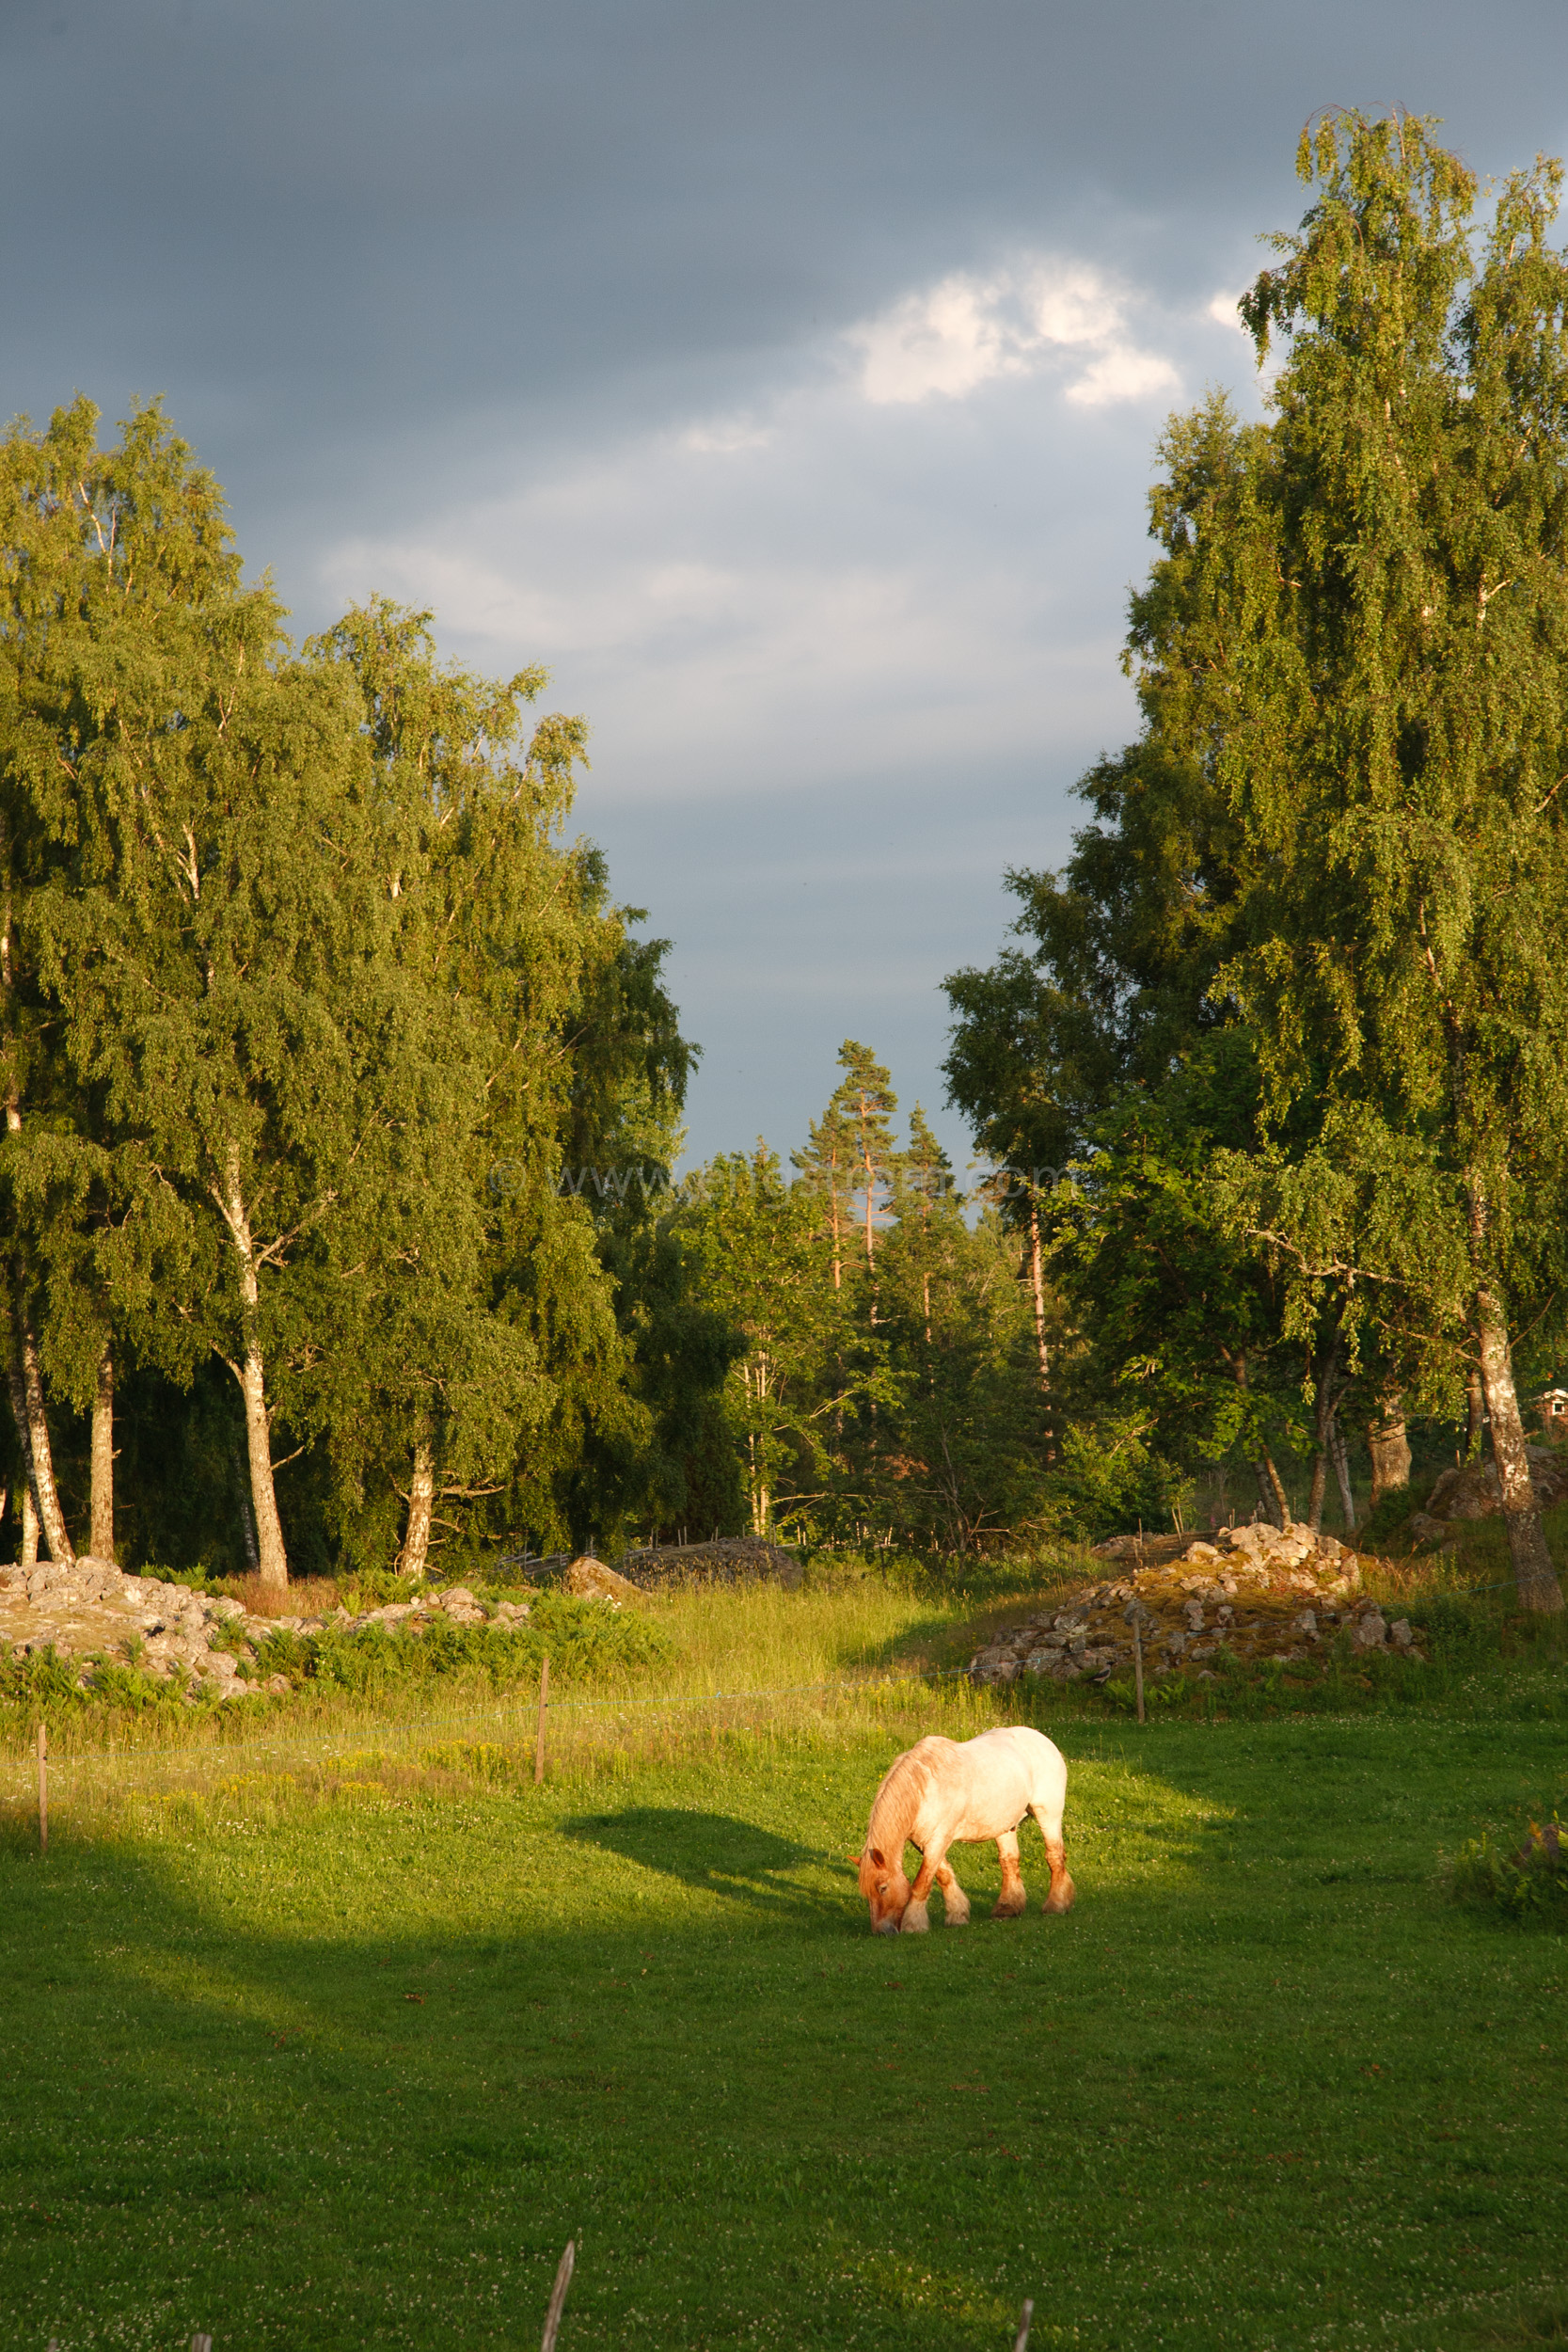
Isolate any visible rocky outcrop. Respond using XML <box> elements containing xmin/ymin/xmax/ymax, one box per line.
<box><xmin>1407</xmin><ymin>1446</ymin><xmax>1568</xmax><ymax>1546</ymax></box>
<box><xmin>562</xmin><ymin>1557</ymin><xmax>645</xmax><ymax>1604</ymax></box>
<box><xmin>0</xmin><ymin>1559</ymin><xmax>533</xmax><ymax>1701</ymax></box>
<box><xmin>0</xmin><ymin>1557</ymin><xmax>277</xmax><ymax>1700</ymax></box>
<box><xmin>969</xmin><ymin>1521</ymin><xmax>1422</xmax><ymax>1689</ymax></box>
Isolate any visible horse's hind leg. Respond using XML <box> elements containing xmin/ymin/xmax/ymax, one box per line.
<box><xmin>1028</xmin><ymin>1800</ymin><xmax>1077</xmax><ymax>1915</ymax></box>
<box><xmin>992</xmin><ymin>1830</ymin><xmax>1027</xmax><ymax>1919</ymax></box>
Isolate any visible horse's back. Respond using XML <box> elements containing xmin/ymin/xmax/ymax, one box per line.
<box><xmin>956</xmin><ymin>1726</ymin><xmax>1068</xmax><ymax>1832</ymax></box>
<box><xmin>874</xmin><ymin>1726</ymin><xmax>1069</xmax><ymax>1846</ymax></box>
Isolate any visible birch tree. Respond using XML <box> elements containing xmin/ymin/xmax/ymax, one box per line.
<box><xmin>0</xmin><ymin>399</ymin><xmax>410</xmax><ymax>1587</ymax></box>
<box><xmin>1183</xmin><ymin>114</ymin><xmax>1568</xmax><ymax>1608</ymax></box>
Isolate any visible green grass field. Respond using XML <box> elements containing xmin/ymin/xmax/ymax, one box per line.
<box><xmin>2</xmin><ymin>1575</ymin><xmax>1566</xmax><ymax>2352</ymax></box>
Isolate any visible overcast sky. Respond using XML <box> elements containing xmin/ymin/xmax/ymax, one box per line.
<box><xmin>7</xmin><ymin>1</ymin><xmax>1568</xmax><ymax>1172</ymax></box>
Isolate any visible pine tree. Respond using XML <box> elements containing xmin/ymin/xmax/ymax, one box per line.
<box><xmin>833</xmin><ymin>1041</ymin><xmax>898</xmax><ymax>1273</ymax></box>
<box><xmin>791</xmin><ymin>1098</ymin><xmax>853</xmax><ymax>1291</ymax></box>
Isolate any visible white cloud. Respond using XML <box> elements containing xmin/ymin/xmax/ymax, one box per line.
<box><xmin>847</xmin><ymin>258</ymin><xmax>1178</xmax><ymax>409</ymax></box>
<box><xmin>316</xmin><ymin>379</ymin><xmax>1140</xmax><ymax>815</ymax></box>
<box><xmin>681</xmin><ymin>416</ymin><xmax>774</xmax><ymax>454</ymax></box>
<box><xmin>1206</xmin><ymin>288</ymin><xmax>1247</xmax><ymax>334</ymax></box>
<box><xmin>1065</xmin><ymin>345</ymin><xmax>1180</xmax><ymax>408</ymax></box>
<box><xmin>850</xmin><ymin>272</ymin><xmax>1025</xmax><ymax>404</ymax></box>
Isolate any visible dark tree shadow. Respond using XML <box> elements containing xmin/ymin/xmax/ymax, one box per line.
<box><xmin>562</xmin><ymin>1805</ymin><xmax>846</xmax><ymax>1923</ymax></box>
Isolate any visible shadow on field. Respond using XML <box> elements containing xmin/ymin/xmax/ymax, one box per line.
<box><xmin>562</xmin><ymin>1804</ymin><xmax>844</xmax><ymax>1922</ymax></box>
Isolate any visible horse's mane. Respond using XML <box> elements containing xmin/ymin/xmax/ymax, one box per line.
<box><xmin>867</xmin><ymin>1743</ymin><xmax>939</xmax><ymax>1855</ymax></box>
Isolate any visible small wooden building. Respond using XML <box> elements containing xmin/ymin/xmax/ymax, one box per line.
<box><xmin>1537</xmin><ymin>1388</ymin><xmax>1568</xmax><ymax>1440</ymax></box>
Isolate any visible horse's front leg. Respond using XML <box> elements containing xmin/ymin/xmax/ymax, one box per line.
<box><xmin>992</xmin><ymin>1829</ymin><xmax>1027</xmax><ymax>1919</ymax></box>
<box><xmin>934</xmin><ymin>1860</ymin><xmax>971</xmax><ymax>1927</ymax></box>
<box><xmin>903</xmin><ymin>1846</ymin><xmax>971</xmax><ymax>1931</ymax></box>
<box><xmin>900</xmin><ymin>1847</ymin><xmax>940</xmax><ymax>1933</ymax></box>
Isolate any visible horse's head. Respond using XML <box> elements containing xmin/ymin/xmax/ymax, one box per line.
<box><xmin>858</xmin><ymin>1844</ymin><xmax>911</xmax><ymax>1935</ymax></box>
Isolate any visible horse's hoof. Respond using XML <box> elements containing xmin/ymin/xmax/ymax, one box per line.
<box><xmin>1042</xmin><ymin>1874</ymin><xmax>1077</xmax><ymax>1915</ymax></box>
<box><xmin>943</xmin><ymin>1905</ymin><xmax>971</xmax><ymax>1928</ymax></box>
<box><xmin>899</xmin><ymin>1900</ymin><xmax>930</xmax><ymax>1934</ymax></box>
<box><xmin>991</xmin><ymin>1898</ymin><xmax>1026</xmax><ymax>1921</ymax></box>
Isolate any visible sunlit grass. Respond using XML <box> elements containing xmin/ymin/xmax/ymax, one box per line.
<box><xmin>3</xmin><ymin>1656</ymin><xmax>1565</xmax><ymax>2348</ymax></box>
<box><xmin>3</xmin><ymin>1539</ymin><xmax>1557</xmax><ymax>1836</ymax></box>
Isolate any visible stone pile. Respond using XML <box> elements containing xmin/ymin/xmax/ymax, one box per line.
<box><xmin>968</xmin><ymin>1520</ymin><xmax>1424</xmax><ymax>1689</ymax></box>
<box><xmin>1408</xmin><ymin>1445</ymin><xmax>1568</xmax><ymax>1545</ymax></box>
<box><xmin>613</xmin><ymin>1535</ymin><xmax>804</xmax><ymax>1591</ymax></box>
<box><xmin>0</xmin><ymin>1558</ymin><xmax>531</xmax><ymax>1702</ymax></box>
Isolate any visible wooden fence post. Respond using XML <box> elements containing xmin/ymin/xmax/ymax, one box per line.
<box><xmin>1123</xmin><ymin>1601</ymin><xmax>1150</xmax><ymax>1724</ymax></box>
<box><xmin>534</xmin><ymin>1654</ymin><xmax>550</xmax><ymax>1786</ymax></box>
<box><xmin>38</xmin><ymin>1720</ymin><xmax>47</xmax><ymax>1853</ymax></box>
<box><xmin>541</xmin><ymin>2236</ymin><xmax>575</xmax><ymax>2350</ymax></box>
<box><xmin>1014</xmin><ymin>2297</ymin><xmax>1034</xmax><ymax>2351</ymax></box>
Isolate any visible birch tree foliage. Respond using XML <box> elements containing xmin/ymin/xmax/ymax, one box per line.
<box><xmin>305</xmin><ymin>599</ymin><xmax>604</xmax><ymax>1566</ymax></box>
<box><xmin>0</xmin><ymin>395</ymin><xmax>261</xmax><ymax>1560</ymax></box>
<box><xmin>1147</xmin><ymin>114</ymin><xmax>1568</xmax><ymax>1605</ymax></box>
<box><xmin>0</xmin><ymin>405</ymin><xmax>483</xmax><ymax>1584</ymax></box>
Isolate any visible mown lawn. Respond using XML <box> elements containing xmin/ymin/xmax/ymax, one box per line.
<box><xmin>1</xmin><ymin>1644</ymin><xmax>1565</xmax><ymax>2349</ymax></box>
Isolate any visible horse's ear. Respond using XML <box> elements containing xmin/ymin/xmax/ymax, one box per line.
<box><xmin>869</xmin><ymin>1847</ymin><xmax>886</xmax><ymax>1869</ymax></box>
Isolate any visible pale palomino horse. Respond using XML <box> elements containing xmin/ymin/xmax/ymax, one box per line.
<box><xmin>858</xmin><ymin>1726</ymin><xmax>1075</xmax><ymax>1934</ymax></box>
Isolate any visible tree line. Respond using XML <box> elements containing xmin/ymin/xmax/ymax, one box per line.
<box><xmin>7</xmin><ymin>114</ymin><xmax>1568</xmax><ymax>1612</ymax></box>
<box><xmin>0</xmin><ymin>399</ymin><xmax>711</xmax><ymax>1587</ymax></box>
<box><xmin>945</xmin><ymin>113</ymin><xmax>1568</xmax><ymax>1613</ymax></box>
<box><xmin>0</xmin><ymin>405</ymin><xmax>1059</xmax><ymax>1582</ymax></box>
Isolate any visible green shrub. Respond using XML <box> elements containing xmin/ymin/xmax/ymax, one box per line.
<box><xmin>258</xmin><ymin>1592</ymin><xmax>673</xmax><ymax>1700</ymax></box>
<box><xmin>1449</xmin><ymin>1815</ymin><xmax>1568</xmax><ymax>1927</ymax></box>
<box><xmin>1356</xmin><ymin>1484</ymin><xmax>1416</xmax><ymax>1549</ymax></box>
<box><xmin>1041</xmin><ymin>1414</ymin><xmax>1192</xmax><ymax>1543</ymax></box>
<box><xmin>337</xmin><ymin>1565</ymin><xmax>411</xmax><ymax>1613</ymax></box>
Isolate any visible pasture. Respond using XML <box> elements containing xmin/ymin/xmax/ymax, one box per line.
<box><xmin>1</xmin><ymin>1574</ymin><xmax>1565</xmax><ymax>2351</ymax></box>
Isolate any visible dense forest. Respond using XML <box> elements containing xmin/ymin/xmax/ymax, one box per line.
<box><xmin>6</xmin><ymin>113</ymin><xmax>1568</xmax><ymax>1610</ymax></box>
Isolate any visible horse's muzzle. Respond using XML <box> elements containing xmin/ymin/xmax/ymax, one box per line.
<box><xmin>873</xmin><ymin>1916</ymin><xmax>900</xmax><ymax>1936</ymax></box>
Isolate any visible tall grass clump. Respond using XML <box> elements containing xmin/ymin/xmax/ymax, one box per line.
<box><xmin>1449</xmin><ymin>1815</ymin><xmax>1568</xmax><ymax>1929</ymax></box>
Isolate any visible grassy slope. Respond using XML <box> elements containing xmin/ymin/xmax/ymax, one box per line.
<box><xmin>1</xmin><ymin>1587</ymin><xmax>1565</xmax><ymax>2352</ymax></box>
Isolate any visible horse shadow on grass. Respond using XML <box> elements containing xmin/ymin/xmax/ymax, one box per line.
<box><xmin>562</xmin><ymin>1805</ymin><xmax>848</xmax><ymax>1926</ymax></box>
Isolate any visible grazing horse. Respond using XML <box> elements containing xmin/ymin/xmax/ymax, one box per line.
<box><xmin>858</xmin><ymin>1726</ymin><xmax>1075</xmax><ymax>1934</ymax></box>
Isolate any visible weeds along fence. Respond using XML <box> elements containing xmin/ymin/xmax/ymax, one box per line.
<box><xmin>0</xmin><ymin>1662</ymin><xmax>1005</xmax><ymax>1838</ymax></box>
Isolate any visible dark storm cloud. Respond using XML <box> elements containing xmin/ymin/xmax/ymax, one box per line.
<box><xmin>9</xmin><ymin>0</ymin><xmax>1563</xmax><ymax>499</ymax></box>
<box><xmin>6</xmin><ymin>1</ymin><xmax>1568</xmax><ymax>1164</ymax></box>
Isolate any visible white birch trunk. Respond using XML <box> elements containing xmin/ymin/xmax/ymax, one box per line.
<box><xmin>15</xmin><ymin>1324</ymin><xmax>73</xmax><ymax>1564</ymax></box>
<box><xmin>21</xmin><ymin>1480</ymin><xmax>37</xmax><ymax>1566</ymax></box>
<box><xmin>90</xmin><ymin>1343</ymin><xmax>116</xmax><ymax>1563</ymax></box>
<box><xmin>401</xmin><ymin>1438</ymin><xmax>435</xmax><ymax>1578</ymax></box>
<box><xmin>1476</xmin><ymin>1282</ymin><xmax>1564</xmax><ymax>1613</ymax></box>
<box><xmin>214</xmin><ymin>1150</ymin><xmax>289</xmax><ymax>1591</ymax></box>
<box><xmin>4</xmin><ymin>1003</ymin><xmax>72</xmax><ymax>1564</ymax></box>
